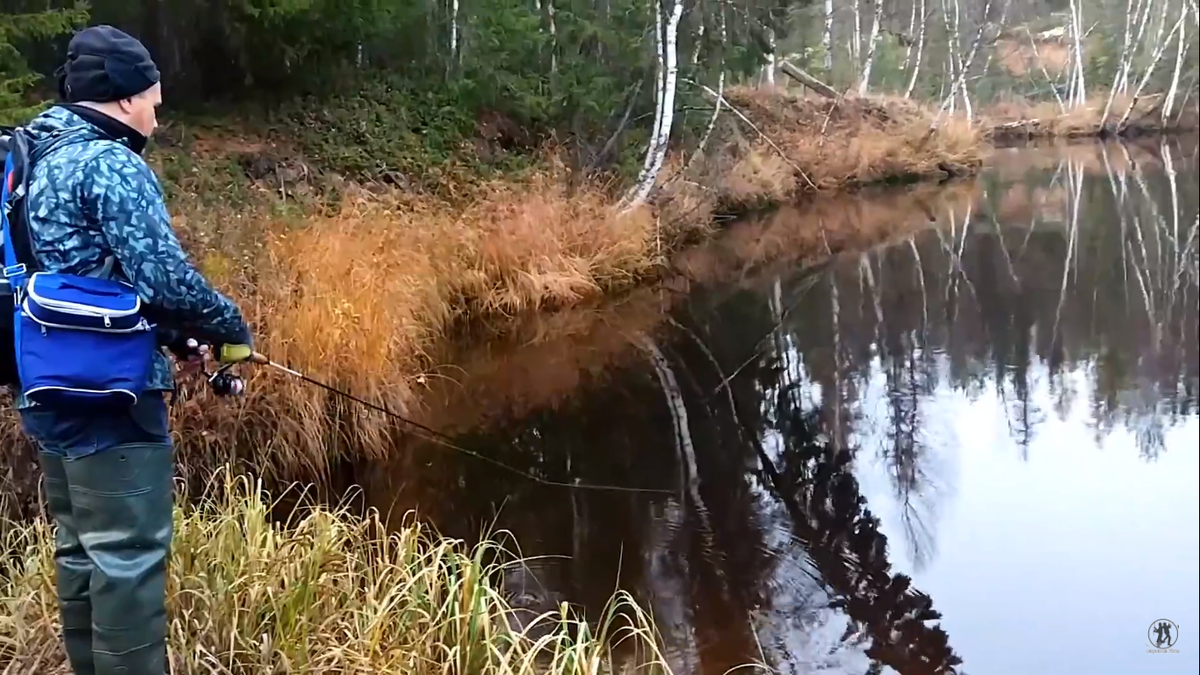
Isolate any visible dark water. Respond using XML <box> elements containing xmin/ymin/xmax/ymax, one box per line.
<box><xmin>348</xmin><ymin>139</ymin><xmax>1200</xmax><ymax>674</ymax></box>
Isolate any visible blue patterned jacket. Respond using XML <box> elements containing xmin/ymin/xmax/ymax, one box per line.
<box><xmin>14</xmin><ymin>105</ymin><xmax>251</xmax><ymax>408</ymax></box>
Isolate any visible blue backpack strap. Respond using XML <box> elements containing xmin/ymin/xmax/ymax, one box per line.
<box><xmin>2</xmin><ymin>150</ymin><xmax>16</xmax><ymax>272</ymax></box>
<box><xmin>2</xmin><ymin>129</ymin><xmax>35</xmax><ymax>292</ymax></box>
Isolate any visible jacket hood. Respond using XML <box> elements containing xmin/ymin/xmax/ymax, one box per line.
<box><xmin>23</xmin><ymin>105</ymin><xmax>136</xmax><ymax>165</ymax></box>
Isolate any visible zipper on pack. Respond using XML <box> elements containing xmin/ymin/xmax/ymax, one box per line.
<box><xmin>26</xmin><ymin>286</ymin><xmax>141</xmax><ymax>319</ymax></box>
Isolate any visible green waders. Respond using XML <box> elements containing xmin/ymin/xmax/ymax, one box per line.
<box><xmin>20</xmin><ymin>392</ymin><xmax>174</xmax><ymax>675</ymax></box>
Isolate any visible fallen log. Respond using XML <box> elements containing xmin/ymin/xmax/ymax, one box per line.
<box><xmin>779</xmin><ymin>62</ymin><xmax>839</xmax><ymax>100</ymax></box>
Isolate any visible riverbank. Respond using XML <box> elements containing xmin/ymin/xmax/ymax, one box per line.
<box><xmin>1</xmin><ymin>469</ymin><xmax>668</xmax><ymax>674</ymax></box>
<box><xmin>984</xmin><ymin>95</ymin><xmax>1199</xmax><ymax>143</ymax></box>
<box><xmin>0</xmin><ymin>108</ymin><xmax>1193</xmax><ymax>673</ymax></box>
<box><xmin>0</xmin><ymin>87</ymin><xmax>989</xmax><ymax>496</ymax></box>
<box><xmin>3</xmin><ymin>89</ymin><xmax>1194</xmax><ymax>498</ymax></box>
<box><xmin>3</xmin><ymin>88</ymin><xmax>1195</xmax><ymax>503</ymax></box>
<box><xmin>1</xmin><ymin>179</ymin><xmax>980</xmax><ymax>675</ymax></box>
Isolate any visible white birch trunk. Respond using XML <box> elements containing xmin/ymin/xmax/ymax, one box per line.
<box><xmin>939</xmin><ymin>0</ymin><xmax>961</xmax><ymax>113</ymax></box>
<box><xmin>548</xmin><ymin>0</ymin><xmax>557</xmax><ymax>74</ymax></box>
<box><xmin>1162</xmin><ymin>2</ymin><xmax>1190</xmax><ymax>121</ymax></box>
<box><xmin>951</xmin><ymin>0</ymin><xmax>964</xmax><ymax>106</ymax></box>
<box><xmin>448</xmin><ymin>0</ymin><xmax>459</xmax><ymax>72</ymax></box>
<box><xmin>1066</xmin><ymin>0</ymin><xmax>1086</xmax><ymax>107</ymax></box>
<box><xmin>633</xmin><ymin>0</ymin><xmax>665</xmax><ymax>183</ymax></box>
<box><xmin>762</xmin><ymin>30</ymin><xmax>776</xmax><ymax>87</ymax></box>
<box><xmin>905</xmin><ymin>0</ymin><xmax>927</xmax><ymax>98</ymax></box>
<box><xmin>689</xmin><ymin>4</ymin><xmax>727</xmax><ymax>164</ymax></box>
<box><xmin>852</xmin><ymin>0</ymin><xmax>863</xmax><ymax>65</ymax></box>
<box><xmin>623</xmin><ymin>0</ymin><xmax>684</xmax><ymax>209</ymax></box>
<box><xmin>857</xmin><ymin>0</ymin><xmax>884</xmax><ymax>94</ymax></box>
<box><xmin>1118</xmin><ymin>6</ymin><xmax>1188</xmax><ymax>131</ymax></box>
<box><xmin>1124</xmin><ymin>0</ymin><xmax>1157</xmax><ymax>94</ymax></box>
<box><xmin>935</xmin><ymin>0</ymin><xmax>990</xmax><ymax>124</ymax></box>
<box><xmin>980</xmin><ymin>0</ymin><xmax>1012</xmax><ymax>82</ymax></box>
<box><xmin>903</xmin><ymin>0</ymin><xmax>919</xmax><ymax>70</ymax></box>
<box><xmin>451</xmin><ymin>0</ymin><xmax>459</xmax><ymax>57</ymax></box>
<box><xmin>1101</xmin><ymin>0</ymin><xmax>1142</xmax><ymax>127</ymax></box>
<box><xmin>823</xmin><ymin>0</ymin><xmax>834</xmax><ymax>72</ymax></box>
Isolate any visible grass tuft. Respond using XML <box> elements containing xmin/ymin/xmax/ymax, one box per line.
<box><xmin>0</xmin><ymin>468</ymin><xmax>670</xmax><ymax>674</ymax></box>
<box><xmin>162</xmin><ymin>169</ymin><xmax>660</xmax><ymax>485</ymax></box>
<box><xmin>657</xmin><ymin>87</ymin><xmax>988</xmax><ymax>223</ymax></box>
<box><xmin>983</xmin><ymin>94</ymin><xmax>1198</xmax><ymax>141</ymax></box>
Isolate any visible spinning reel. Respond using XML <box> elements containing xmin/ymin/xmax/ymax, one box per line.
<box><xmin>184</xmin><ymin>338</ymin><xmax>248</xmax><ymax>397</ymax></box>
<box><xmin>207</xmin><ymin>363</ymin><xmax>246</xmax><ymax>397</ymax></box>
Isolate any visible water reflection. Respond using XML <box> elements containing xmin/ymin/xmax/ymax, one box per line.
<box><xmin>350</xmin><ymin>138</ymin><xmax>1198</xmax><ymax>675</ymax></box>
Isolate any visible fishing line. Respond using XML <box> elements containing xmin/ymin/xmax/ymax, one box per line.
<box><xmin>247</xmin><ymin>355</ymin><xmax>672</xmax><ymax>495</ymax></box>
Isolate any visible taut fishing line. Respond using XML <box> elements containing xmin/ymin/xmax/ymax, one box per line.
<box><xmin>234</xmin><ymin>354</ymin><xmax>670</xmax><ymax>495</ymax></box>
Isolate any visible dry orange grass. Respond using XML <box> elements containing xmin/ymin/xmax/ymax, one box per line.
<box><xmin>162</xmin><ymin>172</ymin><xmax>662</xmax><ymax>484</ymax></box>
<box><xmin>697</xmin><ymin>88</ymin><xmax>986</xmax><ymax>202</ymax></box>
<box><xmin>983</xmin><ymin>95</ymin><xmax>1196</xmax><ymax>140</ymax></box>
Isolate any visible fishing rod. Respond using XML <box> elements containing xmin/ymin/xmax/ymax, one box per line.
<box><xmin>201</xmin><ymin>344</ymin><xmax>670</xmax><ymax>495</ymax></box>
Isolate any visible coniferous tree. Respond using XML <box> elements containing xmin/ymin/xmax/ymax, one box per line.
<box><xmin>0</xmin><ymin>5</ymin><xmax>88</xmax><ymax>125</ymax></box>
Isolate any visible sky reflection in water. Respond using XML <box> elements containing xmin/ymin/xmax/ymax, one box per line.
<box><xmin>358</xmin><ymin>138</ymin><xmax>1199</xmax><ymax>675</ymax></box>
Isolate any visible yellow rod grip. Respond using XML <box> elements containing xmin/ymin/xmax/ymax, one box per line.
<box><xmin>218</xmin><ymin>343</ymin><xmax>255</xmax><ymax>364</ymax></box>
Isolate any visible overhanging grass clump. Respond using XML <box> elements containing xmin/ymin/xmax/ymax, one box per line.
<box><xmin>0</xmin><ymin>469</ymin><xmax>670</xmax><ymax>674</ymax></box>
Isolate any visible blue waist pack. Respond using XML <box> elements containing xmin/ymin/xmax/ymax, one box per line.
<box><xmin>3</xmin><ymin>128</ymin><xmax>157</xmax><ymax>410</ymax></box>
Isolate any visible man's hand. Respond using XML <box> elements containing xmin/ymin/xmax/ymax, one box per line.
<box><xmin>169</xmin><ymin>338</ymin><xmax>211</xmax><ymax>377</ymax></box>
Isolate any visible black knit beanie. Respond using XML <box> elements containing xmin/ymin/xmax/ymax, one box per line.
<box><xmin>56</xmin><ymin>25</ymin><xmax>160</xmax><ymax>103</ymax></box>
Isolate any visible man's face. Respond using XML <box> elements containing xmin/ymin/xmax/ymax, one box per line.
<box><xmin>118</xmin><ymin>82</ymin><xmax>162</xmax><ymax>138</ymax></box>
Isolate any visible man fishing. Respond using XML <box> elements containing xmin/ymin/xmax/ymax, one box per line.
<box><xmin>8</xmin><ymin>25</ymin><xmax>252</xmax><ymax>675</ymax></box>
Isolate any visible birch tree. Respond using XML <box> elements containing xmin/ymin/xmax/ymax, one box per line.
<box><xmin>1117</xmin><ymin>0</ymin><xmax>1189</xmax><ymax>131</ymax></box>
<box><xmin>823</xmin><ymin>0</ymin><xmax>834</xmax><ymax>72</ymax></box>
<box><xmin>1161</xmin><ymin>1</ymin><xmax>1192</xmax><ymax>120</ymax></box>
<box><xmin>852</xmin><ymin>0</ymin><xmax>863</xmax><ymax>66</ymax></box>
<box><xmin>857</xmin><ymin>0</ymin><xmax>884</xmax><ymax>94</ymax></box>
<box><xmin>762</xmin><ymin>28</ymin><xmax>777</xmax><ymax>86</ymax></box>
<box><xmin>934</xmin><ymin>0</ymin><xmax>993</xmax><ymax>123</ymax></box>
<box><xmin>1066</xmin><ymin>0</ymin><xmax>1086</xmax><ymax>107</ymax></box>
<box><xmin>622</xmin><ymin>0</ymin><xmax>685</xmax><ymax>210</ymax></box>
<box><xmin>904</xmin><ymin>0</ymin><xmax>928</xmax><ymax>98</ymax></box>
<box><xmin>449</xmin><ymin>0</ymin><xmax>459</xmax><ymax>73</ymax></box>
<box><xmin>1100</xmin><ymin>0</ymin><xmax>1144</xmax><ymax>127</ymax></box>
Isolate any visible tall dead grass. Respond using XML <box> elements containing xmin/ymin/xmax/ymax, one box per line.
<box><xmin>984</xmin><ymin>95</ymin><xmax>1198</xmax><ymax>141</ymax></box>
<box><xmin>168</xmin><ymin>171</ymin><xmax>660</xmax><ymax>483</ymax></box>
<box><xmin>723</xmin><ymin>89</ymin><xmax>983</xmax><ymax>189</ymax></box>
<box><xmin>0</xmin><ymin>469</ymin><xmax>670</xmax><ymax>675</ymax></box>
<box><xmin>653</xmin><ymin>87</ymin><xmax>987</xmax><ymax>233</ymax></box>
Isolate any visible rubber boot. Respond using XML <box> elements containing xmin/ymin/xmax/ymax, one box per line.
<box><xmin>38</xmin><ymin>450</ymin><xmax>97</xmax><ymax>675</ymax></box>
<box><xmin>63</xmin><ymin>441</ymin><xmax>174</xmax><ymax>675</ymax></box>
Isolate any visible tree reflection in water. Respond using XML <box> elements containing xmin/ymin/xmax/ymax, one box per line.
<box><xmin>344</xmin><ymin>138</ymin><xmax>1196</xmax><ymax>675</ymax></box>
